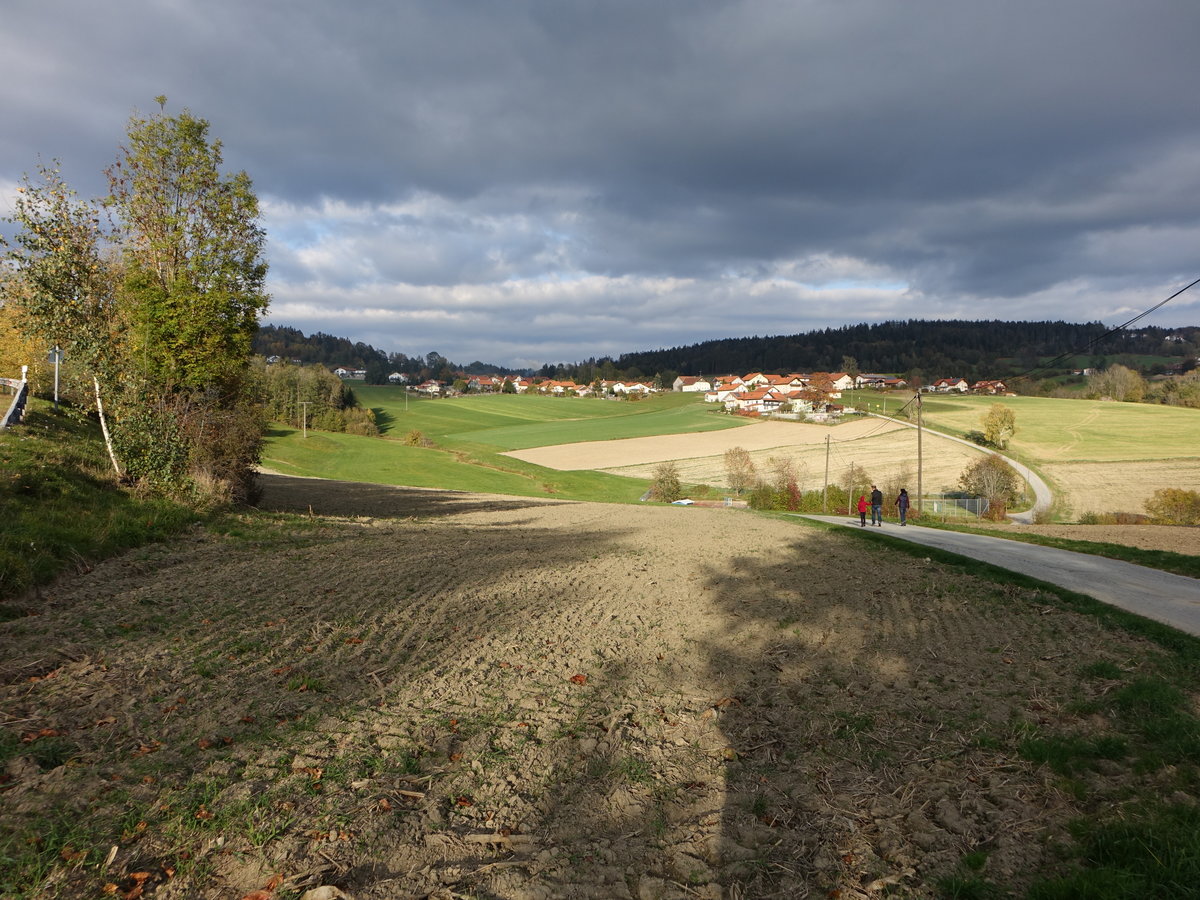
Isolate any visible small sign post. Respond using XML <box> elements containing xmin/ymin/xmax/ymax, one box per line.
<box><xmin>47</xmin><ymin>345</ymin><xmax>63</xmax><ymax>410</ymax></box>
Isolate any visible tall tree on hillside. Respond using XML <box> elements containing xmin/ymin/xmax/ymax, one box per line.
<box><xmin>107</xmin><ymin>97</ymin><xmax>268</xmax><ymax>392</ymax></box>
<box><xmin>103</xmin><ymin>98</ymin><xmax>270</xmax><ymax>500</ymax></box>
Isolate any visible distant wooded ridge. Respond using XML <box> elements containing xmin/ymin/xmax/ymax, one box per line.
<box><xmin>254</xmin><ymin>320</ymin><xmax>1198</xmax><ymax>384</ymax></box>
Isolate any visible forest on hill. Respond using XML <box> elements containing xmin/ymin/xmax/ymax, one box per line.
<box><xmin>609</xmin><ymin>320</ymin><xmax>1198</xmax><ymax>382</ymax></box>
<box><xmin>255</xmin><ymin>320</ymin><xmax>1198</xmax><ymax>385</ymax></box>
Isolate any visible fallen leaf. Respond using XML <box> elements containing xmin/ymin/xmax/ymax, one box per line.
<box><xmin>570</xmin><ymin>674</ymin><xmax>587</xmax><ymax>685</ymax></box>
<box><xmin>21</xmin><ymin>728</ymin><xmax>61</xmax><ymax>742</ymax></box>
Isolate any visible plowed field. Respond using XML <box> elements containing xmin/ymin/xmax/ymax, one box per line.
<box><xmin>0</xmin><ymin>475</ymin><xmax>1190</xmax><ymax>899</ymax></box>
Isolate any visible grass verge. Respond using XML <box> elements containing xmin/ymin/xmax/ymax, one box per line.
<box><xmin>0</xmin><ymin>401</ymin><xmax>199</xmax><ymax>603</ymax></box>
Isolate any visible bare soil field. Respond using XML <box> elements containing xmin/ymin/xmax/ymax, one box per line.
<box><xmin>506</xmin><ymin>420</ymin><xmax>983</xmax><ymax>497</ymax></box>
<box><xmin>0</xmin><ymin>475</ymin><xmax>1192</xmax><ymax>898</ymax></box>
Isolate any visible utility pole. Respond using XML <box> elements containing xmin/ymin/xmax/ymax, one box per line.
<box><xmin>300</xmin><ymin>401</ymin><xmax>309</xmax><ymax>439</ymax></box>
<box><xmin>823</xmin><ymin>433</ymin><xmax>830</xmax><ymax>512</ymax></box>
<box><xmin>916</xmin><ymin>391</ymin><xmax>923</xmax><ymax>516</ymax></box>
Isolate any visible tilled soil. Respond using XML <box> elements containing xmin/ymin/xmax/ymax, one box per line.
<box><xmin>0</xmin><ymin>475</ymin><xmax>1188</xmax><ymax>899</ymax></box>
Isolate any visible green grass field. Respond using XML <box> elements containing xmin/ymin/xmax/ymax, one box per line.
<box><xmin>263</xmin><ymin>389</ymin><xmax>746</xmax><ymax>502</ymax></box>
<box><xmin>353</xmin><ymin>385</ymin><xmax>744</xmax><ymax>448</ymax></box>
<box><xmin>914</xmin><ymin>394</ymin><xmax>1200</xmax><ymax>462</ymax></box>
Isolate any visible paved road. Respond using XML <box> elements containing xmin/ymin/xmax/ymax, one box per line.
<box><xmin>801</xmin><ymin>515</ymin><xmax>1200</xmax><ymax>637</ymax></box>
<box><xmin>863</xmin><ymin>413</ymin><xmax>1052</xmax><ymax>523</ymax></box>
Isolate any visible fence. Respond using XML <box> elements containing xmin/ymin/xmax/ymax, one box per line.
<box><xmin>921</xmin><ymin>492</ymin><xmax>989</xmax><ymax>518</ymax></box>
<box><xmin>0</xmin><ymin>367</ymin><xmax>29</xmax><ymax>429</ymax></box>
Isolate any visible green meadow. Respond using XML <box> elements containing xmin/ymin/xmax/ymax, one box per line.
<box><xmin>915</xmin><ymin>394</ymin><xmax>1200</xmax><ymax>462</ymax></box>
<box><xmin>261</xmin><ymin>387</ymin><xmax>748</xmax><ymax>501</ymax></box>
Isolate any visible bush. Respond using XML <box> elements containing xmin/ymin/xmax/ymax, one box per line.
<box><xmin>1145</xmin><ymin>488</ymin><xmax>1200</xmax><ymax>526</ymax></box>
<box><xmin>342</xmin><ymin>406</ymin><xmax>379</xmax><ymax>436</ymax></box>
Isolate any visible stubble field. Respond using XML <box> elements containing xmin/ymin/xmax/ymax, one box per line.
<box><xmin>505</xmin><ymin>420</ymin><xmax>983</xmax><ymax>500</ymax></box>
<box><xmin>2</xmin><ymin>474</ymin><xmax>1193</xmax><ymax>899</ymax></box>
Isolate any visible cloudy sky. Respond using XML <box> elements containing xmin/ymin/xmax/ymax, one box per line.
<box><xmin>2</xmin><ymin>1</ymin><xmax>1198</xmax><ymax>368</ymax></box>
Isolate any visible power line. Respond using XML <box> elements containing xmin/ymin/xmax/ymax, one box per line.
<box><xmin>1010</xmin><ymin>275</ymin><xmax>1200</xmax><ymax>383</ymax></box>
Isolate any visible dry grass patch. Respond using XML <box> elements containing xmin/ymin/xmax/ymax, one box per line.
<box><xmin>1040</xmin><ymin>458</ymin><xmax>1200</xmax><ymax>520</ymax></box>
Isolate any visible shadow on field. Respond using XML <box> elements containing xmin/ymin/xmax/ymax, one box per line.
<box><xmin>252</xmin><ymin>472</ymin><xmax>569</xmax><ymax>519</ymax></box>
<box><xmin>369</xmin><ymin>407</ymin><xmax>396</xmax><ymax>433</ymax></box>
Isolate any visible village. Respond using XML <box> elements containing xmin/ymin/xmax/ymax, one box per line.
<box><xmin>313</xmin><ymin>362</ymin><xmax>1012</xmax><ymax>418</ymax></box>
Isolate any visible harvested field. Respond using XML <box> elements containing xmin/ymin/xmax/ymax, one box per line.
<box><xmin>506</xmin><ymin>419</ymin><xmax>985</xmax><ymax>496</ymax></box>
<box><xmin>1</xmin><ymin>474</ymin><xmax>1194</xmax><ymax>898</ymax></box>
<box><xmin>1039</xmin><ymin>458</ymin><xmax>1200</xmax><ymax>519</ymax></box>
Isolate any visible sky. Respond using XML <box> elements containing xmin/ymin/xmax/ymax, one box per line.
<box><xmin>2</xmin><ymin>0</ymin><xmax>1199</xmax><ymax>369</ymax></box>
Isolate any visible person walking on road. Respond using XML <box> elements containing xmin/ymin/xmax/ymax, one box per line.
<box><xmin>896</xmin><ymin>488</ymin><xmax>910</xmax><ymax>526</ymax></box>
<box><xmin>857</xmin><ymin>494</ymin><xmax>868</xmax><ymax>526</ymax></box>
<box><xmin>870</xmin><ymin>485</ymin><xmax>884</xmax><ymax>526</ymax></box>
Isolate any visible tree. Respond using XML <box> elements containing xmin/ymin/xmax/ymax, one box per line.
<box><xmin>1087</xmin><ymin>364</ymin><xmax>1145</xmax><ymax>402</ymax></box>
<box><xmin>981</xmin><ymin>403</ymin><xmax>1016</xmax><ymax>448</ymax></box>
<box><xmin>4</xmin><ymin>99</ymin><xmax>271</xmax><ymax>503</ymax></box>
<box><xmin>1144</xmin><ymin>488</ymin><xmax>1200</xmax><ymax>526</ymax></box>
<box><xmin>958</xmin><ymin>454</ymin><xmax>1022</xmax><ymax>517</ymax></box>
<box><xmin>3</xmin><ymin>163</ymin><xmax>124</xmax><ymax>473</ymax></box>
<box><xmin>723</xmin><ymin>446</ymin><xmax>757</xmax><ymax>495</ymax></box>
<box><xmin>649</xmin><ymin>461</ymin><xmax>683</xmax><ymax>502</ymax></box>
<box><xmin>107</xmin><ymin>98</ymin><xmax>268</xmax><ymax>392</ymax></box>
<box><xmin>103</xmin><ymin>99</ymin><xmax>270</xmax><ymax>500</ymax></box>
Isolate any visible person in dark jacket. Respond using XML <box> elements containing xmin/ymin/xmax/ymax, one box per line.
<box><xmin>896</xmin><ymin>488</ymin><xmax>910</xmax><ymax>525</ymax></box>
<box><xmin>870</xmin><ymin>485</ymin><xmax>884</xmax><ymax>526</ymax></box>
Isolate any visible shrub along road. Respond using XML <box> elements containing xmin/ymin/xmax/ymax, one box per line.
<box><xmin>802</xmin><ymin>515</ymin><xmax>1200</xmax><ymax>637</ymax></box>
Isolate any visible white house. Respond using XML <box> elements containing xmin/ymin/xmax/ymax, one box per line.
<box><xmin>673</xmin><ymin>376</ymin><xmax>712</xmax><ymax>393</ymax></box>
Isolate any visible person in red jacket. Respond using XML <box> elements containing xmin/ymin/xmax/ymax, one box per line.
<box><xmin>856</xmin><ymin>494</ymin><xmax>868</xmax><ymax>527</ymax></box>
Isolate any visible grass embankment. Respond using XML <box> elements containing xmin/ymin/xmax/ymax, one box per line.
<box><xmin>262</xmin><ymin>388</ymin><xmax>745</xmax><ymax>502</ymax></box>
<box><xmin>0</xmin><ymin>401</ymin><xmax>198</xmax><ymax>604</ymax></box>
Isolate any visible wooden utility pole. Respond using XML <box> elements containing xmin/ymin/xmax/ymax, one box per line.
<box><xmin>823</xmin><ymin>434</ymin><xmax>830</xmax><ymax>512</ymax></box>
<box><xmin>300</xmin><ymin>401</ymin><xmax>309</xmax><ymax>439</ymax></box>
<box><xmin>916</xmin><ymin>391</ymin><xmax>923</xmax><ymax>515</ymax></box>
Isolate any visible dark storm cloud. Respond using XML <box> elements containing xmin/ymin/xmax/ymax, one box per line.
<box><xmin>2</xmin><ymin>0</ymin><xmax>1198</xmax><ymax>365</ymax></box>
